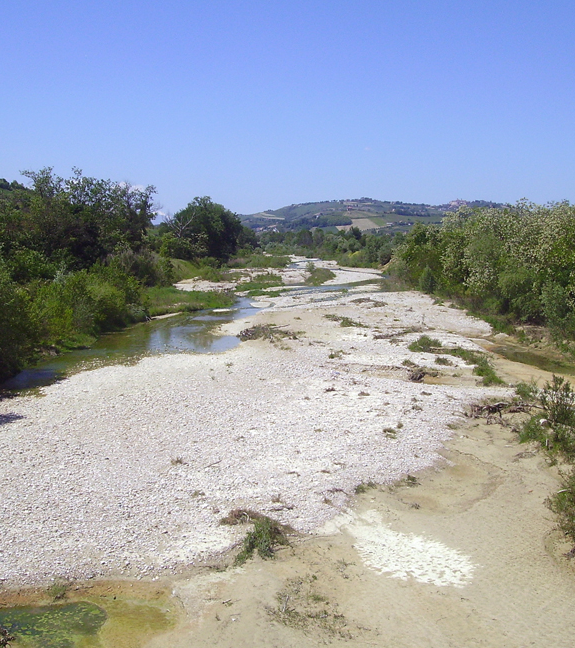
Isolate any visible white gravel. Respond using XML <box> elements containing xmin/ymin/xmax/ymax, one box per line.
<box><xmin>0</xmin><ymin>283</ymin><xmax>507</xmax><ymax>587</ymax></box>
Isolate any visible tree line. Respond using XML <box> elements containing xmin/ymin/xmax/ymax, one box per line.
<box><xmin>0</xmin><ymin>168</ymin><xmax>249</xmax><ymax>382</ymax></box>
<box><xmin>391</xmin><ymin>200</ymin><xmax>575</xmax><ymax>343</ymax></box>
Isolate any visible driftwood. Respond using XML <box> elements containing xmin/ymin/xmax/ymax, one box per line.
<box><xmin>0</xmin><ymin>625</ymin><xmax>15</xmax><ymax>648</ymax></box>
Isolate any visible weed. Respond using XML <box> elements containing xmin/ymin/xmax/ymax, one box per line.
<box><xmin>383</xmin><ymin>427</ymin><xmax>397</xmax><ymax>438</ymax></box>
<box><xmin>305</xmin><ymin>268</ymin><xmax>336</xmax><ymax>286</ymax></box>
<box><xmin>444</xmin><ymin>347</ymin><xmax>504</xmax><ymax>386</ymax></box>
<box><xmin>47</xmin><ymin>581</ymin><xmax>68</xmax><ymax>601</ymax></box>
<box><xmin>547</xmin><ymin>468</ymin><xmax>575</xmax><ymax>554</ymax></box>
<box><xmin>408</xmin><ymin>335</ymin><xmax>443</xmax><ymax>353</ymax></box>
<box><xmin>235</xmin><ymin>516</ymin><xmax>291</xmax><ymax>565</ymax></box>
<box><xmin>267</xmin><ymin>576</ymin><xmax>351</xmax><ymax>639</ymax></box>
<box><xmin>170</xmin><ymin>456</ymin><xmax>185</xmax><ymax>465</ymax></box>
<box><xmin>435</xmin><ymin>356</ymin><xmax>453</xmax><ymax>365</ymax></box>
<box><xmin>145</xmin><ymin>286</ymin><xmax>235</xmax><ymax>317</ymax></box>
<box><xmin>237</xmin><ymin>272</ymin><xmax>284</xmax><ymax>293</ymax></box>
<box><xmin>0</xmin><ymin>625</ymin><xmax>15</xmax><ymax>647</ymax></box>
<box><xmin>328</xmin><ymin>349</ymin><xmax>344</xmax><ymax>359</ymax></box>
<box><xmin>355</xmin><ymin>481</ymin><xmax>377</xmax><ymax>494</ymax></box>
<box><xmin>518</xmin><ymin>375</ymin><xmax>575</xmax><ymax>461</ymax></box>
<box><xmin>324</xmin><ymin>314</ymin><xmax>366</xmax><ymax>328</ymax></box>
<box><xmin>515</xmin><ymin>380</ymin><xmax>539</xmax><ymax>401</ymax></box>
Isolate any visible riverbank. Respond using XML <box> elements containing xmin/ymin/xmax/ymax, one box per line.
<box><xmin>2</xmin><ymin>268</ymin><xmax>575</xmax><ymax>646</ymax></box>
<box><xmin>0</xmin><ymin>282</ymin><xmax>506</xmax><ymax>588</ymax></box>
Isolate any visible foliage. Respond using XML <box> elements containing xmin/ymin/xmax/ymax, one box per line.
<box><xmin>237</xmin><ymin>272</ymin><xmax>284</xmax><ymax>293</ymax></box>
<box><xmin>518</xmin><ymin>375</ymin><xmax>575</xmax><ymax>461</ymax></box>
<box><xmin>234</xmin><ymin>516</ymin><xmax>290</xmax><ymax>565</ymax></box>
<box><xmin>259</xmin><ymin>228</ymin><xmax>397</xmax><ymax>269</ymax></box>
<box><xmin>408</xmin><ymin>335</ymin><xmax>442</xmax><ymax>352</ymax></box>
<box><xmin>0</xmin><ymin>261</ymin><xmax>36</xmax><ymax>381</ymax></box>
<box><xmin>406</xmin><ymin>336</ymin><xmax>503</xmax><ymax>385</ymax></box>
<box><xmin>391</xmin><ymin>201</ymin><xmax>575</xmax><ymax>342</ymax></box>
<box><xmin>0</xmin><ymin>167</ymin><xmax>156</xmax><ymax>270</ymax></box>
<box><xmin>145</xmin><ymin>287</ymin><xmax>235</xmax><ymax>317</ymax></box>
<box><xmin>304</xmin><ymin>267</ymin><xmax>336</xmax><ymax>286</ymax></box>
<box><xmin>547</xmin><ymin>469</ymin><xmax>575</xmax><ymax>552</ymax></box>
<box><xmin>165</xmin><ymin>196</ymin><xmax>242</xmax><ymax>261</ymax></box>
<box><xmin>516</xmin><ymin>375</ymin><xmax>575</xmax><ymax>552</ymax></box>
<box><xmin>324</xmin><ymin>314</ymin><xmax>366</xmax><ymax>328</ymax></box>
<box><xmin>0</xmin><ymin>169</ymin><xmax>247</xmax><ymax>382</ymax></box>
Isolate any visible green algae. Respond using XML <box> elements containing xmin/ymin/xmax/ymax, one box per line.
<box><xmin>0</xmin><ymin>602</ymin><xmax>106</xmax><ymax>647</ymax></box>
<box><xmin>0</xmin><ymin>595</ymin><xmax>176</xmax><ymax>648</ymax></box>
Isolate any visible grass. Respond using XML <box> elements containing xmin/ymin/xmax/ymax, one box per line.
<box><xmin>144</xmin><ymin>286</ymin><xmax>235</xmax><ymax>317</ymax></box>
<box><xmin>47</xmin><ymin>581</ymin><xmax>68</xmax><ymax>601</ymax></box>
<box><xmin>324</xmin><ymin>314</ymin><xmax>367</xmax><ymax>328</ymax></box>
<box><xmin>517</xmin><ymin>375</ymin><xmax>575</xmax><ymax>461</ymax></box>
<box><xmin>229</xmin><ymin>254</ymin><xmax>291</xmax><ymax>269</ymax></box>
<box><xmin>407</xmin><ymin>335</ymin><xmax>504</xmax><ymax>386</ymax></box>
<box><xmin>547</xmin><ymin>469</ymin><xmax>575</xmax><ymax>555</ymax></box>
<box><xmin>304</xmin><ymin>268</ymin><xmax>336</xmax><ymax>286</ymax></box>
<box><xmin>355</xmin><ymin>480</ymin><xmax>377</xmax><ymax>494</ymax></box>
<box><xmin>515</xmin><ymin>375</ymin><xmax>575</xmax><ymax>553</ymax></box>
<box><xmin>236</xmin><ymin>272</ymin><xmax>284</xmax><ymax>294</ymax></box>
<box><xmin>267</xmin><ymin>575</ymin><xmax>350</xmax><ymax>639</ymax></box>
<box><xmin>408</xmin><ymin>335</ymin><xmax>442</xmax><ymax>353</ymax></box>
<box><xmin>234</xmin><ymin>516</ymin><xmax>291</xmax><ymax>565</ymax></box>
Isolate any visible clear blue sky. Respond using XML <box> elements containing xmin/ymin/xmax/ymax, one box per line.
<box><xmin>2</xmin><ymin>1</ymin><xmax>574</xmax><ymax>215</ymax></box>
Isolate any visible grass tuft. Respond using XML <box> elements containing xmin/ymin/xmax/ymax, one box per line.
<box><xmin>234</xmin><ymin>516</ymin><xmax>291</xmax><ymax>565</ymax></box>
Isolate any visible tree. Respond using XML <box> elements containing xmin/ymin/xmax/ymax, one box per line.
<box><xmin>167</xmin><ymin>197</ymin><xmax>242</xmax><ymax>261</ymax></box>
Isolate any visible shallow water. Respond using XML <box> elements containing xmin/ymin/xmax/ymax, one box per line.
<box><xmin>0</xmin><ymin>602</ymin><xmax>106</xmax><ymax>647</ymax></box>
<box><xmin>1</xmin><ymin>297</ymin><xmax>261</xmax><ymax>391</ymax></box>
<box><xmin>491</xmin><ymin>344</ymin><xmax>575</xmax><ymax>377</ymax></box>
<box><xmin>0</xmin><ymin>595</ymin><xmax>176</xmax><ymax>648</ymax></box>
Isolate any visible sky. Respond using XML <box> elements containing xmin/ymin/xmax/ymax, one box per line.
<box><xmin>2</xmin><ymin>0</ymin><xmax>574</xmax><ymax>216</ymax></box>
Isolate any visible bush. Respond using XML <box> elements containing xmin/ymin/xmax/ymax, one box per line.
<box><xmin>108</xmin><ymin>249</ymin><xmax>174</xmax><ymax>286</ymax></box>
<box><xmin>418</xmin><ymin>265</ymin><xmax>436</xmax><ymax>294</ymax></box>
<box><xmin>31</xmin><ymin>265</ymin><xmax>144</xmax><ymax>345</ymax></box>
<box><xmin>408</xmin><ymin>335</ymin><xmax>442</xmax><ymax>353</ymax></box>
<box><xmin>235</xmin><ymin>516</ymin><xmax>290</xmax><ymax>565</ymax></box>
<box><xmin>518</xmin><ymin>375</ymin><xmax>575</xmax><ymax>461</ymax></box>
<box><xmin>0</xmin><ymin>262</ymin><xmax>36</xmax><ymax>381</ymax></box>
<box><xmin>547</xmin><ymin>469</ymin><xmax>575</xmax><ymax>553</ymax></box>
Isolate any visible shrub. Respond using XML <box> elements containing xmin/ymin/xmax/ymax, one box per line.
<box><xmin>235</xmin><ymin>516</ymin><xmax>290</xmax><ymax>565</ymax></box>
<box><xmin>0</xmin><ymin>262</ymin><xmax>36</xmax><ymax>381</ymax></box>
<box><xmin>408</xmin><ymin>335</ymin><xmax>442</xmax><ymax>353</ymax></box>
<box><xmin>418</xmin><ymin>265</ymin><xmax>436</xmax><ymax>293</ymax></box>
<box><xmin>547</xmin><ymin>469</ymin><xmax>575</xmax><ymax>553</ymax></box>
<box><xmin>518</xmin><ymin>375</ymin><xmax>575</xmax><ymax>461</ymax></box>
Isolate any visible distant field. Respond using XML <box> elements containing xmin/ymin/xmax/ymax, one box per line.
<box><xmin>348</xmin><ymin>217</ymin><xmax>381</xmax><ymax>231</ymax></box>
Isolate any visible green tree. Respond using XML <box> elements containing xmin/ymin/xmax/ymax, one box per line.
<box><xmin>167</xmin><ymin>197</ymin><xmax>242</xmax><ymax>261</ymax></box>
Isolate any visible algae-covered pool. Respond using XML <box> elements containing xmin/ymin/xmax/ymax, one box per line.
<box><xmin>0</xmin><ymin>589</ymin><xmax>177</xmax><ymax>648</ymax></box>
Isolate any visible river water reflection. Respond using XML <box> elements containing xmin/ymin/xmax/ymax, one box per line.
<box><xmin>2</xmin><ymin>297</ymin><xmax>262</xmax><ymax>391</ymax></box>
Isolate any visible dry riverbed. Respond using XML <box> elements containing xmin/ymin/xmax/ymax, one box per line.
<box><xmin>2</xmin><ymin>268</ymin><xmax>575</xmax><ymax>646</ymax></box>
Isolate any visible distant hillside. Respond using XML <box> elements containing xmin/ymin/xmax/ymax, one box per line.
<box><xmin>240</xmin><ymin>197</ymin><xmax>505</xmax><ymax>233</ymax></box>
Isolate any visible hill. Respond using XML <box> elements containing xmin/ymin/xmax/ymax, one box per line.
<box><xmin>240</xmin><ymin>198</ymin><xmax>504</xmax><ymax>233</ymax></box>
